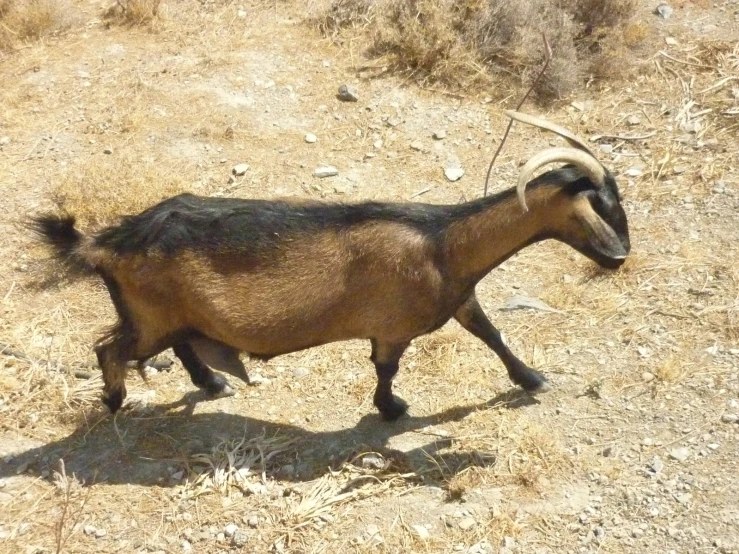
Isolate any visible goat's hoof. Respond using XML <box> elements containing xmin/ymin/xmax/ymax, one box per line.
<box><xmin>514</xmin><ymin>366</ymin><xmax>551</xmax><ymax>395</ymax></box>
<box><xmin>377</xmin><ymin>396</ymin><xmax>408</xmax><ymax>421</ymax></box>
<box><xmin>204</xmin><ymin>374</ymin><xmax>236</xmax><ymax>398</ymax></box>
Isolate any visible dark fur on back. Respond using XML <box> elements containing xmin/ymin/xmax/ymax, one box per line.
<box><xmin>92</xmin><ymin>168</ymin><xmax>596</xmax><ymax>257</ymax></box>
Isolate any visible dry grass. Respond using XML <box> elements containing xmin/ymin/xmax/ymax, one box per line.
<box><xmin>50</xmin><ymin>156</ymin><xmax>191</xmax><ymax>229</ymax></box>
<box><xmin>103</xmin><ymin>0</ymin><xmax>161</xmax><ymax>27</ymax></box>
<box><xmin>0</xmin><ymin>0</ymin><xmax>69</xmax><ymax>52</ymax></box>
<box><xmin>310</xmin><ymin>0</ymin><xmax>647</xmax><ymax>98</ymax></box>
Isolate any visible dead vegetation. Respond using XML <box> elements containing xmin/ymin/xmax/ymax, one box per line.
<box><xmin>103</xmin><ymin>0</ymin><xmax>161</xmax><ymax>27</ymax></box>
<box><xmin>310</xmin><ymin>0</ymin><xmax>648</xmax><ymax>98</ymax></box>
<box><xmin>0</xmin><ymin>0</ymin><xmax>69</xmax><ymax>52</ymax></box>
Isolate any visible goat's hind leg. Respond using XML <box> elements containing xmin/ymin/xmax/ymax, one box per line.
<box><xmin>370</xmin><ymin>339</ymin><xmax>410</xmax><ymax>421</ymax></box>
<box><xmin>95</xmin><ymin>340</ymin><xmax>130</xmax><ymax>414</ymax></box>
<box><xmin>454</xmin><ymin>295</ymin><xmax>550</xmax><ymax>394</ymax></box>
<box><xmin>174</xmin><ymin>338</ymin><xmax>250</xmax><ymax>399</ymax></box>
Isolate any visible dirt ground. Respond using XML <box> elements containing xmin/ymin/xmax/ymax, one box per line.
<box><xmin>1</xmin><ymin>1</ymin><xmax>738</xmax><ymax>553</ymax></box>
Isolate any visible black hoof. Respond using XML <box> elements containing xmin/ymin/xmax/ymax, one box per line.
<box><xmin>514</xmin><ymin>366</ymin><xmax>551</xmax><ymax>395</ymax></box>
<box><xmin>376</xmin><ymin>395</ymin><xmax>409</xmax><ymax>421</ymax></box>
<box><xmin>103</xmin><ymin>389</ymin><xmax>124</xmax><ymax>413</ymax></box>
<box><xmin>203</xmin><ymin>373</ymin><xmax>235</xmax><ymax>398</ymax></box>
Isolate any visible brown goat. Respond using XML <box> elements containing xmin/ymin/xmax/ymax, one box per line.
<box><xmin>29</xmin><ymin>111</ymin><xmax>630</xmax><ymax>421</ymax></box>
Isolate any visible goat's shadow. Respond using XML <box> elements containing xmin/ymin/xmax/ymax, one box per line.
<box><xmin>0</xmin><ymin>389</ymin><xmax>538</xmax><ymax>489</ymax></box>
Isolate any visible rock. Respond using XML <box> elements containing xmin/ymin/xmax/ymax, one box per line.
<box><xmin>501</xmin><ymin>294</ymin><xmax>564</xmax><ymax>314</ymax></box>
<box><xmin>602</xmin><ymin>446</ymin><xmax>614</xmax><ymax>457</ymax></box>
<box><xmin>655</xmin><ymin>3</ymin><xmax>673</xmax><ymax>19</ymax></box>
<box><xmin>669</xmin><ymin>447</ymin><xmax>690</xmax><ymax>463</ymax></box>
<box><xmin>171</xmin><ymin>470</ymin><xmax>184</xmax><ymax>481</ymax></box>
<box><xmin>337</xmin><ymin>84</ymin><xmax>358</xmax><ymax>102</ymax></box>
<box><xmin>641</xmin><ymin>438</ymin><xmax>653</xmax><ymax>446</ymax></box>
<box><xmin>599</xmin><ymin>144</ymin><xmax>613</xmax><ymax>153</ymax></box>
<box><xmin>458</xmin><ymin>517</ymin><xmax>476</xmax><ymax>531</ymax></box>
<box><xmin>247</xmin><ymin>515</ymin><xmax>259</xmax><ymax>528</ymax></box>
<box><xmin>665</xmin><ymin>36</ymin><xmax>678</xmax><ymax>45</ymax></box>
<box><xmin>304</xmin><ymin>133</ymin><xmax>317</xmax><ymax>144</ymax></box>
<box><xmin>103</xmin><ymin>147</ymin><xmax>113</xmax><ymax>155</ymax></box>
<box><xmin>675</xmin><ymin>492</ymin><xmax>692</xmax><ymax>506</ymax></box>
<box><xmin>249</xmin><ymin>374</ymin><xmax>269</xmax><ymax>385</ymax></box>
<box><xmin>83</xmin><ymin>525</ymin><xmax>97</xmax><ymax>536</ymax></box>
<box><xmin>0</xmin><ymin>136</ymin><xmax>9</xmax><ymax>146</ymax></box>
<box><xmin>182</xmin><ymin>540</ymin><xmax>192</xmax><ymax>552</ymax></box>
<box><xmin>650</xmin><ymin>457</ymin><xmax>664</xmax><ymax>474</ymax></box>
<box><xmin>720</xmin><ymin>414</ymin><xmax>738</xmax><ymax>424</ymax></box>
<box><xmin>410</xmin><ymin>141</ymin><xmax>423</xmax><ymax>151</ymax></box>
<box><xmin>224</xmin><ymin>524</ymin><xmax>238</xmax><ymax>537</ymax></box>
<box><xmin>232</xmin><ymin>163</ymin><xmax>249</xmax><ymax>176</ymax></box>
<box><xmin>444</xmin><ymin>167</ymin><xmax>464</xmax><ymax>182</ymax></box>
<box><xmin>361</xmin><ymin>454</ymin><xmax>385</xmax><ymax>470</ymax></box>
<box><xmin>433</xmin><ymin>130</ymin><xmax>447</xmax><ymax>140</ymax></box>
<box><xmin>232</xmin><ymin>531</ymin><xmax>248</xmax><ymax>547</ymax></box>
<box><xmin>642</xmin><ymin>372</ymin><xmax>655</xmax><ymax>382</ymax></box>
<box><xmin>412</xmin><ymin>524</ymin><xmax>430</xmax><ymax>540</ymax></box>
<box><xmin>313</xmin><ymin>166</ymin><xmax>339</xmax><ymax>178</ymax></box>
<box><xmin>292</xmin><ymin>367</ymin><xmax>309</xmax><ymax>379</ymax></box>
<box><xmin>373</xmin><ymin>139</ymin><xmax>383</xmax><ymax>149</ymax></box>
<box><xmin>627</xmin><ymin>115</ymin><xmax>641</xmax><ymax>125</ymax></box>
<box><xmin>237</xmin><ymin>9</ymin><xmax>246</xmax><ymax>18</ymax></box>
<box><xmin>625</xmin><ymin>167</ymin><xmax>643</xmax><ymax>177</ymax></box>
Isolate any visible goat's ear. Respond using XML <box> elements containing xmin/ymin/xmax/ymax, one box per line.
<box><xmin>573</xmin><ymin>197</ymin><xmax>628</xmax><ymax>259</ymax></box>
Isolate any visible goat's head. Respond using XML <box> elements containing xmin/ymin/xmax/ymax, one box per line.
<box><xmin>506</xmin><ymin>110</ymin><xmax>630</xmax><ymax>270</ymax></box>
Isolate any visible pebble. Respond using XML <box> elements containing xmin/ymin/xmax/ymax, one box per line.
<box><xmin>410</xmin><ymin>141</ymin><xmax>423</xmax><ymax>151</ymax></box>
<box><xmin>625</xmin><ymin>167</ymin><xmax>643</xmax><ymax>177</ymax></box>
<box><xmin>650</xmin><ymin>457</ymin><xmax>665</xmax><ymax>474</ymax></box>
<box><xmin>444</xmin><ymin>167</ymin><xmax>465</xmax><ymax>182</ymax></box>
<box><xmin>458</xmin><ymin>517</ymin><xmax>476</xmax><ymax>531</ymax></box>
<box><xmin>314</xmin><ymin>166</ymin><xmax>339</xmax><ymax>178</ymax></box>
<box><xmin>83</xmin><ymin>525</ymin><xmax>97</xmax><ymax>536</ymax></box>
<box><xmin>627</xmin><ymin>115</ymin><xmax>641</xmax><ymax>125</ymax></box>
<box><xmin>103</xmin><ymin>147</ymin><xmax>113</xmax><ymax>155</ymax></box>
<box><xmin>720</xmin><ymin>413</ymin><xmax>738</xmax><ymax>424</ymax></box>
<box><xmin>232</xmin><ymin>163</ymin><xmax>249</xmax><ymax>176</ymax></box>
<box><xmin>412</xmin><ymin>524</ymin><xmax>430</xmax><ymax>539</ymax></box>
<box><xmin>232</xmin><ymin>531</ymin><xmax>248</xmax><ymax>547</ymax></box>
<box><xmin>655</xmin><ymin>3</ymin><xmax>673</xmax><ymax>19</ymax></box>
<box><xmin>182</xmin><ymin>540</ymin><xmax>192</xmax><ymax>552</ymax></box>
<box><xmin>237</xmin><ymin>9</ymin><xmax>246</xmax><ymax>18</ymax></box>
<box><xmin>292</xmin><ymin>367</ymin><xmax>309</xmax><ymax>379</ymax></box>
<box><xmin>675</xmin><ymin>492</ymin><xmax>692</xmax><ymax>506</ymax></box>
<box><xmin>361</xmin><ymin>454</ymin><xmax>385</xmax><ymax>470</ymax></box>
<box><xmin>642</xmin><ymin>372</ymin><xmax>655</xmax><ymax>382</ymax></box>
<box><xmin>373</xmin><ymin>139</ymin><xmax>383</xmax><ymax>149</ymax></box>
<box><xmin>304</xmin><ymin>133</ymin><xmax>317</xmax><ymax>143</ymax></box>
<box><xmin>433</xmin><ymin>130</ymin><xmax>446</xmax><ymax>140</ymax></box>
<box><xmin>599</xmin><ymin>143</ymin><xmax>613</xmax><ymax>153</ymax></box>
<box><xmin>249</xmin><ymin>374</ymin><xmax>269</xmax><ymax>385</ymax></box>
<box><xmin>669</xmin><ymin>447</ymin><xmax>690</xmax><ymax>463</ymax></box>
<box><xmin>224</xmin><ymin>523</ymin><xmax>238</xmax><ymax>537</ymax></box>
<box><xmin>337</xmin><ymin>84</ymin><xmax>358</xmax><ymax>102</ymax></box>
<box><xmin>0</xmin><ymin>136</ymin><xmax>9</xmax><ymax>146</ymax></box>
<box><xmin>247</xmin><ymin>515</ymin><xmax>259</xmax><ymax>528</ymax></box>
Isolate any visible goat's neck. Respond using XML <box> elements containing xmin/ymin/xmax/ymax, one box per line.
<box><xmin>443</xmin><ymin>185</ymin><xmax>564</xmax><ymax>283</ymax></box>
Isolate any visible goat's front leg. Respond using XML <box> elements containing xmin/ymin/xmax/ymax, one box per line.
<box><xmin>370</xmin><ymin>339</ymin><xmax>410</xmax><ymax>421</ymax></box>
<box><xmin>454</xmin><ymin>294</ymin><xmax>550</xmax><ymax>394</ymax></box>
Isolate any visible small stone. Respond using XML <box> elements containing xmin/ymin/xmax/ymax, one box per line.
<box><xmin>665</xmin><ymin>36</ymin><xmax>678</xmax><ymax>45</ymax></box>
<box><xmin>232</xmin><ymin>531</ymin><xmax>248</xmax><ymax>547</ymax></box>
<box><xmin>650</xmin><ymin>457</ymin><xmax>665</xmax><ymax>474</ymax></box>
<box><xmin>0</xmin><ymin>136</ymin><xmax>9</xmax><ymax>146</ymax></box>
<box><xmin>103</xmin><ymin>147</ymin><xmax>113</xmax><ymax>155</ymax></box>
<box><xmin>361</xmin><ymin>454</ymin><xmax>385</xmax><ymax>470</ymax></box>
<box><xmin>232</xmin><ymin>163</ymin><xmax>249</xmax><ymax>176</ymax></box>
<box><xmin>249</xmin><ymin>374</ymin><xmax>269</xmax><ymax>385</ymax></box>
<box><xmin>599</xmin><ymin>143</ymin><xmax>613</xmax><ymax>154</ymax></box>
<box><xmin>412</xmin><ymin>524</ymin><xmax>430</xmax><ymax>540</ymax></box>
<box><xmin>675</xmin><ymin>492</ymin><xmax>692</xmax><ymax>506</ymax></box>
<box><xmin>627</xmin><ymin>115</ymin><xmax>641</xmax><ymax>125</ymax></box>
<box><xmin>632</xmin><ymin>528</ymin><xmax>644</xmax><ymax>538</ymax></box>
<box><xmin>237</xmin><ymin>9</ymin><xmax>246</xmax><ymax>18</ymax></box>
<box><xmin>182</xmin><ymin>540</ymin><xmax>192</xmax><ymax>552</ymax></box>
<box><xmin>373</xmin><ymin>139</ymin><xmax>383</xmax><ymax>149</ymax></box>
<box><xmin>444</xmin><ymin>167</ymin><xmax>465</xmax><ymax>182</ymax></box>
<box><xmin>224</xmin><ymin>523</ymin><xmax>238</xmax><ymax>537</ymax></box>
<box><xmin>602</xmin><ymin>446</ymin><xmax>614</xmax><ymax>457</ymax></box>
<box><xmin>669</xmin><ymin>447</ymin><xmax>690</xmax><ymax>463</ymax></box>
<box><xmin>433</xmin><ymin>130</ymin><xmax>446</xmax><ymax>140</ymax></box>
<box><xmin>655</xmin><ymin>3</ymin><xmax>673</xmax><ymax>19</ymax></box>
<box><xmin>247</xmin><ymin>515</ymin><xmax>259</xmax><ymax>528</ymax></box>
<box><xmin>642</xmin><ymin>372</ymin><xmax>655</xmax><ymax>382</ymax></box>
<box><xmin>641</xmin><ymin>438</ymin><xmax>653</xmax><ymax>446</ymax></box>
<box><xmin>672</xmin><ymin>164</ymin><xmax>688</xmax><ymax>175</ymax></box>
<box><xmin>171</xmin><ymin>470</ymin><xmax>184</xmax><ymax>481</ymax></box>
<box><xmin>458</xmin><ymin>517</ymin><xmax>476</xmax><ymax>531</ymax></box>
<box><xmin>707</xmin><ymin>443</ymin><xmax>719</xmax><ymax>450</ymax></box>
<box><xmin>410</xmin><ymin>141</ymin><xmax>423</xmax><ymax>151</ymax></box>
<box><xmin>313</xmin><ymin>166</ymin><xmax>339</xmax><ymax>178</ymax></box>
<box><xmin>337</xmin><ymin>84</ymin><xmax>358</xmax><ymax>102</ymax></box>
<box><xmin>720</xmin><ymin>414</ymin><xmax>738</xmax><ymax>424</ymax></box>
<box><xmin>292</xmin><ymin>367</ymin><xmax>309</xmax><ymax>379</ymax></box>
<box><xmin>625</xmin><ymin>167</ymin><xmax>643</xmax><ymax>177</ymax></box>
<box><xmin>83</xmin><ymin>525</ymin><xmax>97</xmax><ymax>536</ymax></box>
<box><xmin>304</xmin><ymin>133</ymin><xmax>317</xmax><ymax>143</ymax></box>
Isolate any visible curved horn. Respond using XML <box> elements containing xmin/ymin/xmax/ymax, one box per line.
<box><xmin>505</xmin><ymin>110</ymin><xmax>597</xmax><ymax>158</ymax></box>
<box><xmin>516</xmin><ymin>147</ymin><xmax>606</xmax><ymax>212</ymax></box>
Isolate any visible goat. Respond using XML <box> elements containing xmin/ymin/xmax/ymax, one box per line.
<box><xmin>28</xmin><ymin>111</ymin><xmax>630</xmax><ymax>421</ymax></box>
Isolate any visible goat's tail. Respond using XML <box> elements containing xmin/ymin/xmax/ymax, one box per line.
<box><xmin>27</xmin><ymin>213</ymin><xmax>98</xmax><ymax>278</ymax></box>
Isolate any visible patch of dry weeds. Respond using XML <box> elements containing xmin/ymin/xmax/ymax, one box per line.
<box><xmin>0</xmin><ymin>0</ymin><xmax>70</xmax><ymax>52</ymax></box>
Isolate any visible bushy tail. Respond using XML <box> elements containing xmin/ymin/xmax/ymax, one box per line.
<box><xmin>27</xmin><ymin>213</ymin><xmax>96</xmax><ymax>277</ymax></box>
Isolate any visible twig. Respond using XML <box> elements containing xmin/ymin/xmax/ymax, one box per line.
<box><xmin>483</xmin><ymin>33</ymin><xmax>552</xmax><ymax>197</ymax></box>
<box><xmin>591</xmin><ymin>132</ymin><xmax>656</xmax><ymax>142</ymax></box>
<box><xmin>657</xmin><ymin>51</ymin><xmax>719</xmax><ymax>70</ymax></box>
<box><xmin>409</xmin><ymin>187</ymin><xmax>431</xmax><ymax>199</ymax></box>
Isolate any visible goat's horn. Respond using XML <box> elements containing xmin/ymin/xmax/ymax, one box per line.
<box><xmin>504</xmin><ymin>110</ymin><xmax>597</xmax><ymax>158</ymax></box>
<box><xmin>516</xmin><ymin>147</ymin><xmax>606</xmax><ymax>212</ymax></box>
